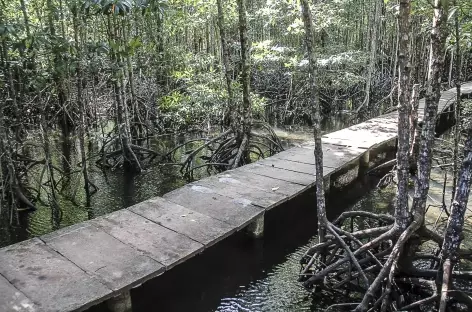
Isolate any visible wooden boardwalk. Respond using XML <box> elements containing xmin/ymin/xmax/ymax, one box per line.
<box><xmin>1</xmin><ymin>83</ymin><xmax>471</xmax><ymax>312</ymax></box>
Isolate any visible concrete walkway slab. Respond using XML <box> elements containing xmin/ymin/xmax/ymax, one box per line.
<box><xmin>129</xmin><ymin>197</ymin><xmax>235</xmax><ymax>247</ymax></box>
<box><xmin>92</xmin><ymin>209</ymin><xmax>203</xmax><ymax>269</ymax></box>
<box><xmin>42</xmin><ymin>224</ymin><xmax>163</xmax><ymax>292</ymax></box>
<box><xmin>192</xmin><ymin>174</ymin><xmax>289</xmax><ymax>209</ymax></box>
<box><xmin>217</xmin><ymin>170</ymin><xmax>306</xmax><ymax>198</ymax></box>
<box><xmin>0</xmin><ymin>238</ymin><xmax>111</xmax><ymax>312</ymax></box>
<box><xmin>239</xmin><ymin>163</ymin><xmax>316</xmax><ymax>186</ymax></box>
<box><xmin>163</xmin><ymin>185</ymin><xmax>264</xmax><ymax>229</ymax></box>
<box><xmin>0</xmin><ymin>274</ymin><xmax>35</xmax><ymax>312</ymax></box>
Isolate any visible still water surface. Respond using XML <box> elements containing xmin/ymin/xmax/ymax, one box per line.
<box><xmin>0</xmin><ymin>113</ymin><xmax>359</xmax><ymax>248</ymax></box>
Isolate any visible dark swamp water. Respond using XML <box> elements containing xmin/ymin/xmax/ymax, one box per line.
<box><xmin>0</xmin><ymin>113</ymin><xmax>360</xmax><ymax>248</ymax></box>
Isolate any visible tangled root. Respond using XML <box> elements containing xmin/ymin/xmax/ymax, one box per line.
<box><xmin>163</xmin><ymin>122</ymin><xmax>284</xmax><ymax>180</ymax></box>
<box><xmin>299</xmin><ymin>210</ymin><xmax>472</xmax><ymax>311</ymax></box>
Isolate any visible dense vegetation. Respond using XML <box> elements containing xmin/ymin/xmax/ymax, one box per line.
<box><xmin>1</xmin><ymin>0</ymin><xmax>472</xmax><ymax>309</ymax></box>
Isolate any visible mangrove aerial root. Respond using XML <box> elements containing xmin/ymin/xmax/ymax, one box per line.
<box><xmin>164</xmin><ymin>123</ymin><xmax>284</xmax><ymax>180</ymax></box>
<box><xmin>96</xmin><ymin>137</ymin><xmax>162</xmax><ymax>172</ymax></box>
<box><xmin>299</xmin><ymin>210</ymin><xmax>472</xmax><ymax>312</ymax></box>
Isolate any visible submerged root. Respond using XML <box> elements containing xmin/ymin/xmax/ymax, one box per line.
<box><xmin>96</xmin><ymin>136</ymin><xmax>162</xmax><ymax>172</ymax></box>
<box><xmin>163</xmin><ymin>123</ymin><xmax>284</xmax><ymax>180</ymax></box>
<box><xmin>299</xmin><ymin>210</ymin><xmax>472</xmax><ymax>312</ymax></box>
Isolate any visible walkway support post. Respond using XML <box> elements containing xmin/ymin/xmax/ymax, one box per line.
<box><xmin>360</xmin><ymin>150</ymin><xmax>370</xmax><ymax>170</ymax></box>
<box><xmin>106</xmin><ymin>291</ymin><xmax>132</xmax><ymax>312</ymax></box>
<box><xmin>324</xmin><ymin>175</ymin><xmax>331</xmax><ymax>194</ymax></box>
<box><xmin>246</xmin><ymin>213</ymin><xmax>264</xmax><ymax>238</ymax></box>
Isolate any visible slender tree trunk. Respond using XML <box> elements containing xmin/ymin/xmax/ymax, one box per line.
<box><xmin>123</xmin><ymin>18</ymin><xmax>141</xmax><ymax>142</ymax></box>
<box><xmin>0</xmin><ymin>39</ymin><xmax>21</xmax><ymax>138</ymax></box>
<box><xmin>451</xmin><ymin>0</ymin><xmax>461</xmax><ymax>202</ymax></box>
<box><xmin>410</xmin><ymin>0</ymin><xmax>448</xmax><ymax>218</ymax></box>
<box><xmin>448</xmin><ymin>51</ymin><xmax>453</xmax><ymax>87</ymax></box>
<box><xmin>300</xmin><ymin>0</ymin><xmax>327</xmax><ymax>243</ymax></box>
<box><xmin>409</xmin><ymin>84</ymin><xmax>420</xmax><ymax>160</ymax></box>
<box><xmin>155</xmin><ymin>11</ymin><xmax>165</xmax><ymax>86</ymax></box>
<box><xmin>19</xmin><ymin>0</ymin><xmax>30</xmax><ymax>37</ymax></box>
<box><xmin>108</xmin><ymin>15</ymin><xmax>141</xmax><ymax>173</ymax></box>
<box><xmin>0</xmin><ymin>94</ymin><xmax>21</xmax><ymax>221</ymax></box>
<box><xmin>216</xmin><ymin>0</ymin><xmax>234</xmax><ymax>128</ymax></box>
<box><xmin>233</xmin><ymin>0</ymin><xmax>252</xmax><ymax>168</ymax></box>
<box><xmin>358</xmin><ymin>0</ymin><xmax>380</xmax><ymax>113</ymax></box>
<box><xmin>46</xmin><ymin>0</ymin><xmax>72</xmax><ymax>135</ymax></box>
<box><xmin>73</xmin><ymin>9</ymin><xmax>91</xmax><ymax>206</ymax></box>
<box><xmin>390</xmin><ymin>20</ymin><xmax>399</xmax><ymax>107</ymax></box>
<box><xmin>19</xmin><ymin>0</ymin><xmax>35</xmax><ymax>72</ymax></box>
<box><xmin>40</xmin><ymin>109</ymin><xmax>60</xmax><ymax>229</ymax></box>
<box><xmin>395</xmin><ymin>0</ymin><xmax>412</xmax><ymax>231</ymax></box>
<box><xmin>439</xmin><ymin>126</ymin><xmax>472</xmax><ymax>311</ymax></box>
<box><xmin>439</xmin><ymin>2</ymin><xmax>463</xmax><ymax>309</ymax></box>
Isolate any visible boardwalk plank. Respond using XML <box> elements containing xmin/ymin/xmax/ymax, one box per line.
<box><xmin>0</xmin><ymin>238</ymin><xmax>111</xmax><ymax>312</ymax></box>
<box><xmin>218</xmin><ymin>170</ymin><xmax>306</xmax><ymax>197</ymax></box>
<box><xmin>163</xmin><ymin>185</ymin><xmax>264</xmax><ymax>229</ymax></box>
<box><xmin>192</xmin><ymin>174</ymin><xmax>289</xmax><ymax>209</ymax></box>
<box><xmin>322</xmin><ymin>132</ymin><xmax>397</xmax><ymax>149</ymax></box>
<box><xmin>271</xmin><ymin>144</ymin><xmax>364</xmax><ymax>170</ymax></box>
<box><xmin>129</xmin><ymin>197</ymin><xmax>235</xmax><ymax>247</ymax></box>
<box><xmin>239</xmin><ymin>163</ymin><xmax>316</xmax><ymax>186</ymax></box>
<box><xmin>0</xmin><ymin>274</ymin><xmax>35</xmax><ymax>312</ymax></box>
<box><xmin>91</xmin><ymin>209</ymin><xmax>203</xmax><ymax>269</ymax></box>
<box><xmin>258</xmin><ymin>156</ymin><xmax>317</xmax><ymax>175</ymax></box>
<box><xmin>42</xmin><ymin>224</ymin><xmax>163</xmax><ymax>292</ymax></box>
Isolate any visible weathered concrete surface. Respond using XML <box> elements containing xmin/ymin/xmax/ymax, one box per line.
<box><xmin>42</xmin><ymin>224</ymin><xmax>163</xmax><ymax>292</ymax></box>
<box><xmin>322</xmin><ymin>122</ymin><xmax>398</xmax><ymax>149</ymax></box>
<box><xmin>0</xmin><ymin>274</ymin><xmax>35</xmax><ymax>312</ymax></box>
<box><xmin>192</xmin><ymin>174</ymin><xmax>289</xmax><ymax>209</ymax></box>
<box><xmin>239</xmin><ymin>163</ymin><xmax>317</xmax><ymax>186</ymax></box>
<box><xmin>273</xmin><ymin>143</ymin><xmax>365</xmax><ymax>170</ymax></box>
<box><xmin>257</xmin><ymin>157</ymin><xmax>318</xmax><ymax>175</ymax></box>
<box><xmin>129</xmin><ymin>197</ymin><xmax>235</xmax><ymax>247</ymax></box>
<box><xmin>163</xmin><ymin>185</ymin><xmax>264</xmax><ymax>229</ymax></box>
<box><xmin>92</xmin><ymin>209</ymin><xmax>203</xmax><ymax>269</ymax></box>
<box><xmin>219</xmin><ymin>170</ymin><xmax>306</xmax><ymax>197</ymax></box>
<box><xmin>0</xmin><ymin>238</ymin><xmax>111</xmax><ymax>312</ymax></box>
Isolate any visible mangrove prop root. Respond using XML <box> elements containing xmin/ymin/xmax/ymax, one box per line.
<box><xmin>163</xmin><ymin>124</ymin><xmax>284</xmax><ymax>180</ymax></box>
<box><xmin>299</xmin><ymin>211</ymin><xmax>472</xmax><ymax>312</ymax></box>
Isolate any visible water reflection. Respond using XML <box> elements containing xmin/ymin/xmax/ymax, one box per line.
<box><xmin>0</xmin><ymin>111</ymin><xmax>362</xmax><ymax>248</ymax></box>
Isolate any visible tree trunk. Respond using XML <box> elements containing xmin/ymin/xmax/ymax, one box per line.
<box><xmin>216</xmin><ymin>0</ymin><xmax>234</xmax><ymax>128</ymax></box>
<box><xmin>451</xmin><ymin>0</ymin><xmax>461</xmax><ymax>203</ymax></box>
<box><xmin>300</xmin><ymin>0</ymin><xmax>327</xmax><ymax>243</ymax></box>
<box><xmin>409</xmin><ymin>84</ymin><xmax>420</xmax><ymax>163</ymax></box>
<box><xmin>108</xmin><ymin>15</ymin><xmax>141</xmax><ymax>173</ymax></box>
<box><xmin>46</xmin><ymin>0</ymin><xmax>72</xmax><ymax>135</ymax></box>
<box><xmin>233</xmin><ymin>0</ymin><xmax>252</xmax><ymax>169</ymax></box>
<box><xmin>357</xmin><ymin>0</ymin><xmax>380</xmax><ymax>113</ymax></box>
<box><xmin>0</xmin><ymin>38</ymin><xmax>21</xmax><ymax>138</ymax></box>
<box><xmin>73</xmin><ymin>9</ymin><xmax>92</xmax><ymax>206</ymax></box>
<box><xmin>395</xmin><ymin>0</ymin><xmax>412</xmax><ymax>231</ymax></box>
<box><xmin>439</xmin><ymin>126</ymin><xmax>472</xmax><ymax>311</ymax></box>
<box><xmin>410</xmin><ymin>0</ymin><xmax>448</xmax><ymax>218</ymax></box>
<box><xmin>439</xmin><ymin>2</ymin><xmax>463</xmax><ymax>309</ymax></box>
